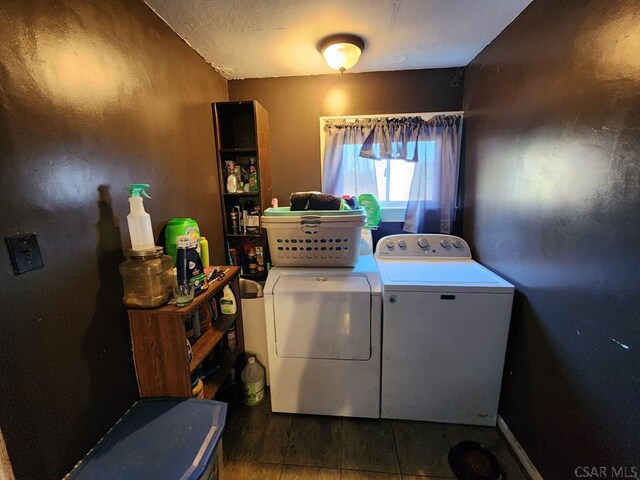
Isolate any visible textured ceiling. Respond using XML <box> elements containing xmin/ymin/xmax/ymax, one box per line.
<box><xmin>143</xmin><ymin>0</ymin><xmax>532</xmax><ymax>79</ymax></box>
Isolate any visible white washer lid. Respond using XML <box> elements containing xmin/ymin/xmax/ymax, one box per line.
<box><xmin>377</xmin><ymin>259</ymin><xmax>514</xmax><ymax>293</ymax></box>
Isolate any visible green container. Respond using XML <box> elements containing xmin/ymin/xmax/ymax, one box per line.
<box><xmin>165</xmin><ymin>218</ymin><xmax>200</xmax><ymax>260</ymax></box>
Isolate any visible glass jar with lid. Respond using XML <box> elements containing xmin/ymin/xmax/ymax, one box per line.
<box><xmin>119</xmin><ymin>247</ymin><xmax>174</xmax><ymax>308</ymax></box>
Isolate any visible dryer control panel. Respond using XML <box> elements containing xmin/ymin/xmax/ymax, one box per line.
<box><xmin>375</xmin><ymin>234</ymin><xmax>471</xmax><ymax>259</ymax></box>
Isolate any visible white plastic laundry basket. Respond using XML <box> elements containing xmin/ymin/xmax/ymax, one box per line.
<box><xmin>261</xmin><ymin>207</ymin><xmax>366</xmax><ymax>267</ymax></box>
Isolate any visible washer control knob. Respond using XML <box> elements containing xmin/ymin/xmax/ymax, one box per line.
<box><xmin>452</xmin><ymin>239</ymin><xmax>464</xmax><ymax>249</ymax></box>
<box><xmin>417</xmin><ymin>237</ymin><xmax>430</xmax><ymax>249</ymax></box>
<box><xmin>385</xmin><ymin>240</ymin><xmax>395</xmax><ymax>249</ymax></box>
<box><xmin>440</xmin><ymin>239</ymin><xmax>450</xmax><ymax>248</ymax></box>
<box><xmin>398</xmin><ymin>240</ymin><xmax>407</xmax><ymax>249</ymax></box>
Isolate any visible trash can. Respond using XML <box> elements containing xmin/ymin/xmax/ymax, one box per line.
<box><xmin>240</xmin><ymin>279</ymin><xmax>270</xmax><ymax>386</ymax></box>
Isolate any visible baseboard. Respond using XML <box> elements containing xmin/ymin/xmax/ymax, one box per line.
<box><xmin>497</xmin><ymin>415</ymin><xmax>544</xmax><ymax>480</ymax></box>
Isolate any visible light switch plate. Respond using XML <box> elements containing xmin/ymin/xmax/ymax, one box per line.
<box><xmin>5</xmin><ymin>233</ymin><xmax>44</xmax><ymax>275</ymax></box>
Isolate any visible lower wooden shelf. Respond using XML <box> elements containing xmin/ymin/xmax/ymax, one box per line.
<box><xmin>202</xmin><ymin>349</ymin><xmax>241</xmax><ymax>399</ymax></box>
<box><xmin>190</xmin><ymin>313</ymin><xmax>239</xmax><ymax>374</ymax></box>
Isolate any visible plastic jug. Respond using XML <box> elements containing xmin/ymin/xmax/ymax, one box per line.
<box><xmin>240</xmin><ymin>357</ymin><xmax>265</xmax><ymax>406</ymax></box>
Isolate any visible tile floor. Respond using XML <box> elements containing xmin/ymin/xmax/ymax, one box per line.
<box><xmin>220</xmin><ymin>390</ymin><xmax>529</xmax><ymax>480</ymax></box>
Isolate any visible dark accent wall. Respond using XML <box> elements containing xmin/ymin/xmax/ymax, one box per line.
<box><xmin>0</xmin><ymin>1</ymin><xmax>227</xmax><ymax>478</ymax></box>
<box><xmin>229</xmin><ymin>69</ymin><xmax>464</xmax><ymax>204</ymax></box>
<box><xmin>463</xmin><ymin>0</ymin><xmax>640</xmax><ymax>477</ymax></box>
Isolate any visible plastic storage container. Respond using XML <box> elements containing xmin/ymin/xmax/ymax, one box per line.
<box><xmin>165</xmin><ymin>217</ymin><xmax>200</xmax><ymax>260</ymax></box>
<box><xmin>261</xmin><ymin>207</ymin><xmax>366</xmax><ymax>267</ymax></box>
<box><xmin>119</xmin><ymin>247</ymin><xmax>174</xmax><ymax>308</ymax></box>
<box><xmin>66</xmin><ymin>399</ymin><xmax>226</xmax><ymax>480</ymax></box>
<box><xmin>241</xmin><ymin>357</ymin><xmax>265</xmax><ymax>406</ymax></box>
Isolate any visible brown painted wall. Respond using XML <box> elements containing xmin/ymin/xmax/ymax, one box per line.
<box><xmin>0</xmin><ymin>0</ymin><xmax>227</xmax><ymax>478</ymax></box>
<box><xmin>463</xmin><ymin>0</ymin><xmax>640</xmax><ymax>477</ymax></box>
<box><xmin>229</xmin><ymin>69</ymin><xmax>463</xmax><ymax>204</ymax></box>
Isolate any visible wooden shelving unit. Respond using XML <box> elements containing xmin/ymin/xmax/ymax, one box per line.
<box><xmin>127</xmin><ymin>266</ymin><xmax>244</xmax><ymax>399</ymax></box>
<box><xmin>213</xmin><ymin>101</ymin><xmax>271</xmax><ymax>282</ymax></box>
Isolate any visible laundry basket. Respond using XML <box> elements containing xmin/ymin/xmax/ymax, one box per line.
<box><xmin>261</xmin><ymin>207</ymin><xmax>366</xmax><ymax>267</ymax></box>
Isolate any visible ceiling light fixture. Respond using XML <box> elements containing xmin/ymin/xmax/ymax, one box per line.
<box><xmin>319</xmin><ymin>34</ymin><xmax>365</xmax><ymax>73</ymax></box>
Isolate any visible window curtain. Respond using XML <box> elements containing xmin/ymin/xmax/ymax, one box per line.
<box><xmin>322</xmin><ymin>119</ymin><xmax>379</xmax><ymax>197</ymax></box>
<box><xmin>360</xmin><ymin>115</ymin><xmax>463</xmax><ymax>234</ymax></box>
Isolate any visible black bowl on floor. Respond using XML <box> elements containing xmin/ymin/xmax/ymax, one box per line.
<box><xmin>448</xmin><ymin>440</ymin><xmax>504</xmax><ymax>480</ymax></box>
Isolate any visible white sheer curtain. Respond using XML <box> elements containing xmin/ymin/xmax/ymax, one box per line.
<box><xmin>405</xmin><ymin>116</ymin><xmax>462</xmax><ymax>233</ymax></box>
<box><xmin>360</xmin><ymin>115</ymin><xmax>463</xmax><ymax>233</ymax></box>
<box><xmin>322</xmin><ymin>120</ymin><xmax>378</xmax><ymax>197</ymax></box>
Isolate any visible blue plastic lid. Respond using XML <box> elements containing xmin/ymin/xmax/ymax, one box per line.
<box><xmin>67</xmin><ymin>399</ymin><xmax>226</xmax><ymax>480</ymax></box>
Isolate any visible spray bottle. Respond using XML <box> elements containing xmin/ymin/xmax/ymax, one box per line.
<box><xmin>126</xmin><ymin>184</ymin><xmax>155</xmax><ymax>252</ymax></box>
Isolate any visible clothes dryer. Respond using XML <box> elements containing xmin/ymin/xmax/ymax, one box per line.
<box><xmin>264</xmin><ymin>253</ymin><xmax>381</xmax><ymax>418</ymax></box>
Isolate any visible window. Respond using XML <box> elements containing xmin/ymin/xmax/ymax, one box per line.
<box><xmin>322</xmin><ymin>112</ymin><xmax>462</xmax><ymax>231</ymax></box>
<box><xmin>321</xmin><ymin>115</ymin><xmax>437</xmax><ymax>221</ymax></box>
<box><xmin>373</xmin><ymin>140</ymin><xmax>436</xmax><ymax>207</ymax></box>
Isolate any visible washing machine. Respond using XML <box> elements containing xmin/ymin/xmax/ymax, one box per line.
<box><xmin>263</xmin><ymin>251</ymin><xmax>381</xmax><ymax>418</ymax></box>
<box><xmin>375</xmin><ymin>234</ymin><xmax>514</xmax><ymax>426</ymax></box>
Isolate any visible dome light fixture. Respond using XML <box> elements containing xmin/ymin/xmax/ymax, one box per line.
<box><xmin>319</xmin><ymin>34</ymin><xmax>365</xmax><ymax>73</ymax></box>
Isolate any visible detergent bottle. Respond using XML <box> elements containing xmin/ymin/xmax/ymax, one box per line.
<box><xmin>126</xmin><ymin>184</ymin><xmax>155</xmax><ymax>252</ymax></box>
<box><xmin>357</xmin><ymin>193</ymin><xmax>381</xmax><ymax>229</ymax></box>
<box><xmin>220</xmin><ymin>285</ymin><xmax>237</xmax><ymax>315</ymax></box>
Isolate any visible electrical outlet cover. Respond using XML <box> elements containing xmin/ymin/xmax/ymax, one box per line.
<box><xmin>5</xmin><ymin>233</ymin><xmax>44</xmax><ymax>275</ymax></box>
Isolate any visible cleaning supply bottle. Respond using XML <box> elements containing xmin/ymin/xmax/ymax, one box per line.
<box><xmin>248</xmin><ymin>158</ymin><xmax>259</xmax><ymax>193</ymax></box>
<box><xmin>234</xmin><ymin>165</ymin><xmax>243</xmax><ymax>192</ymax></box>
<box><xmin>357</xmin><ymin>193</ymin><xmax>381</xmax><ymax>229</ymax></box>
<box><xmin>176</xmin><ymin>235</ymin><xmax>208</xmax><ymax>296</ymax></box>
<box><xmin>226</xmin><ymin>162</ymin><xmax>238</xmax><ymax>193</ymax></box>
<box><xmin>220</xmin><ymin>285</ymin><xmax>237</xmax><ymax>314</ymax></box>
<box><xmin>126</xmin><ymin>184</ymin><xmax>155</xmax><ymax>251</ymax></box>
<box><xmin>199</xmin><ymin>236</ymin><xmax>209</xmax><ymax>268</ymax></box>
<box><xmin>241</xmin><ymin>357</ymin><xmax>265</xmax><ymax>406</ymax></box>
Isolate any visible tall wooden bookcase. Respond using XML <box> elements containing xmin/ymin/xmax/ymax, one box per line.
<box><xmin>212</xmin><ymin>101</ymin><xmax>271</xmax><ymax>282</ymax></box>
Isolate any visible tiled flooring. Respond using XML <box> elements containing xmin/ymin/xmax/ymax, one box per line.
<box><xmin>221</xmin><ymin>390</ymin><xmax>529</xmax><ymax>480</ymax></box>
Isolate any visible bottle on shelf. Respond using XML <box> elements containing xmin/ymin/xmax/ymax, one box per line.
<box><xmin>224</xmin><ymin>323</ymin><xmax>237</xmax><ymax>351</ymax></box>
<box><xmin>248</xmin><ymin>247</ymin><xmax>257</xmax><ymax>274</ymax></box>
<box><xmin>220</xmin><ymin>284</ymin><xmax>237</xmax><ymax>315</ymax></box>
<box><xmin>248</xmin><ymin>158</ymin><xmax>259</xmax><ymax>193</ymax></box>
<box><xmin>228</xmin><ymin>247</ymin><xmax>239</xmax><ymax>266</ymax></box>
<box><xmin>192</xmin><ymin>311</ymin><xmax>201</xmax><ymax>340</ymax></box>
<box><xmin>234</xmin><ymin>166</ymin><xmax>243</xmax><ymax>192</ymax></box>
<box><xmin>246</xmin><ymin>206</ymin><xmax>260</xmax><ymax>234</ymax></box>
<box><xmin>241</xmin><ymin>203</ymin><xmax>250</xmax><ymax>234</ymax></box>
<box><xmin>230</xmin><ymin>210</ymin><xmax>239</xmax><ymax>234</ymax></box>
<box><xmin>226</xmin><ymin>161</ymin><xmax>238</xmax><ymax>193</ymax></box>
<box><xmin>184</xmin><ymin>314</ymin><xmax>194</xmax><ymax>344</ymax></box>
<box><xmin>256</xmin><ymin>246</ymin><xmax>265</xmax><ymax>273</ymax></box>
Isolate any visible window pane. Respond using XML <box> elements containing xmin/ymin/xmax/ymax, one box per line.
<box><xmin>374</xmin><ymin>160</ymin><xmax>388</xmax><ymax>202</ymax></box>
<box><xmin>389</xmin><ymin>160</ymin><xmax>415</xmax><ymax>202</ymax></box>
